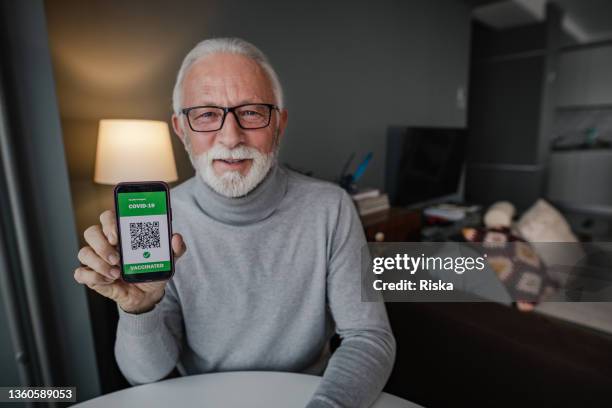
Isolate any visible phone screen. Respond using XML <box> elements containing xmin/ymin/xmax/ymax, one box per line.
<box><xmin>116</xmin><ymin>189</ymin><xmax>172</xmax><ymax>279</ymax></box>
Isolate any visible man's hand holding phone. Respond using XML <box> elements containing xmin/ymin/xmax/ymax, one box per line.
<box><xmin>74</xmin><ymin>209</ymin><xmax>186</xmax><ymax>314</ymax></box>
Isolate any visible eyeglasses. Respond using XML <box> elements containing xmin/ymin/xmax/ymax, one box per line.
<box><xmin>181</xmin><ymin>103</ymin><xmax>279</xmax><ymax>132</ymax></box>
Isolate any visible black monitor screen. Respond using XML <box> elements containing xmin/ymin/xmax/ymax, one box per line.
<box><xmin>385</xmin><ymin>126</ymin><xmax>466</xmax><ymax>206</ymax></box>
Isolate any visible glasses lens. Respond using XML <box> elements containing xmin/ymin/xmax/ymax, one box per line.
<box><xmin>236</xmin><ymin>104</ymin><xmax>270</xmax><ymax>128</ymax></box>
<box><xmin>188</xmin><ymin>107</ymin><xmax>225</xmax><ymax>131</ymax></box>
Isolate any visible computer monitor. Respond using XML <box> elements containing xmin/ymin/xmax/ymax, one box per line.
<box><xmin>385</xmin><ymin>126</ymin><xmax>467</xmax><ymax>207</ymax></box>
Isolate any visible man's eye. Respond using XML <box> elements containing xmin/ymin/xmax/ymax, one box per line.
<box><xmin>242</xmin><ymin>110</ymin><xmax>261</xmax><ymax>117</ymax></box>
<box><xmin>195</xmin><ymin>111</ymin><xmax>218</xmax><ymax>120</ymax></box>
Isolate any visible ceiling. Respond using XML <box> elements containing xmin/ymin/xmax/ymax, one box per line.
<box><xmin>555</xmin><ymin>0</ymin><xmax>612</xmax><ymax>40</ymax></box>
<box><xmin>473</xmin><ymin>0</ymin><xmax>612</xmax><ymax>43</ymax></box>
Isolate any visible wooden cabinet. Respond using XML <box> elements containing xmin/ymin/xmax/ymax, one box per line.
<box><xmin>360</xmin><ymin>208</ymin><xmax>421</xmax><ymax>242</ymax></box>
<box><xmin>466</xmin><ymin>20</ymin><xmax>556</xmax><ymax>211</ymax></box>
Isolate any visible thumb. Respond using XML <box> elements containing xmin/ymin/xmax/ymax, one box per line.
<box><xmin>172</xmin><ymin>233</ymin><xmax>186</xmax><ymax>259</ymax></box>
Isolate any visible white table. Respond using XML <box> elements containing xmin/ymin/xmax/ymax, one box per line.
<box><xmin>72</xmin><ymin>371</ymin><xmax>420</xmax><ymax>408</ymax></box>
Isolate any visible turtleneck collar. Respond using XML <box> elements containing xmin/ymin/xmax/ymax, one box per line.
<box><xmin>192</xmin><ymin>163</ymin><xmax>288</xmax><ymax>226</ymax></box>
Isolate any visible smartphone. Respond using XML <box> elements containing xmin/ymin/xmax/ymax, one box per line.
<box><xmin>114</xmin><ymin>181</ymin><xmax>174</xmax><ymax>283</ymax></box>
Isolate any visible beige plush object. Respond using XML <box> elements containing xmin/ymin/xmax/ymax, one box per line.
<box><xmin>516</xmin><ymin>199</ymin><xmax>584</xmax><ymax>285</ymax></box>
<box><xmin>516</xmin><ymin>199</ymin><xmax>578</xmax><ymax>243</ymax></box>
<box><xmin>484</xmin><ymin>201</ymin><xmax>515</xmax><ymax>228</ymax></box>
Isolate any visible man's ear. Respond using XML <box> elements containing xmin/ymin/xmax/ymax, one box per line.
<box><xmin>277</xmin><ymin>109</ymin><xmax>288</xmax><ymax>141</ymax></box>
<box><xmin>171</xmin><ymin>113</ymin><xmax>185</xmax><ymax>143</ymax></box>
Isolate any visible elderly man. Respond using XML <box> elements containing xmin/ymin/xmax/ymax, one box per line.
<box><xmin>74</xmin><ymin>38</ymin><xmax>396</xmax><ymax>408</ymax></box>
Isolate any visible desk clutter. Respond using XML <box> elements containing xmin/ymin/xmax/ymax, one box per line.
<box><xmin>421</xmin><ymin>203</ymin><xmax>482</xmax><ymax>241</ymax></box>
<box><xmin>423</xmin><ymin>203</ymin><xmax>481</xmax><ymax>222</ymax></box>
<box><xmin>351</xmin><ymin>188</ymin><xmax>390</xmax><ymax>216</ymax></box>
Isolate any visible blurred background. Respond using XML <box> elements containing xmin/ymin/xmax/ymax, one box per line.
<box><xmin>1</xmin><ymin>0</ymin><xmax>612</xmax><ymax>406</ymax></box>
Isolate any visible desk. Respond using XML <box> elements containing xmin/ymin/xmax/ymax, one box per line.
<box><xmin>360</xmin><ymin>208</ymin><xmax>421</xmax><ymax>242</ymax></box>
<box><xmin>72</xmin><ymin>371</ymin><xmax>419</xmax><ymax>408</ymax></box>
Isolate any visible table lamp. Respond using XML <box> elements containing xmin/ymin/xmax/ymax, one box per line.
<box><xmin>94</xmin><ymin>119</ymin><xmax>178</xmax><ymax>185</ymax></box>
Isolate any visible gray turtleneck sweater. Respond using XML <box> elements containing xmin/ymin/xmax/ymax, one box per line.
<box><xmin>114</xmin><ymin>164</ymin><xmax>396</xmax><ymax>408</ymax></box>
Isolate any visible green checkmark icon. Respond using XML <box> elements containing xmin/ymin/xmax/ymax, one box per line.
<box><xmin>143</xmin><ymin>251</ymin><xmax>151</xmax><ymax>258</ymax></box>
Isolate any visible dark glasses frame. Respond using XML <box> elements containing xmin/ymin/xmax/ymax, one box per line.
<box><xmin>180</xmin><ymin>103</ymin><xmax>280</xmax><ymax>132</ymax></box>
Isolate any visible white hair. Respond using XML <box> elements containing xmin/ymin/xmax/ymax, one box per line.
<box><xmin>172</xmin><ymin>37</ymin><xmax>284</xmax><ymax>114</ymax></box>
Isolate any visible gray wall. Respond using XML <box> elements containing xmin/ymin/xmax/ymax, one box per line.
<box><xmin>208</xmin><ymin>0</ymin><xmax>472</xmax><ymax>188</ymax></box>
<box><xmin>46</xmin><ymin>0</ymin><xmax>471</xmax><ymax>203</ymax></box>
<box><xmin>557</xmin><ymin>45</ymin><xmax>612</xmax><ymax>107</ymax></box>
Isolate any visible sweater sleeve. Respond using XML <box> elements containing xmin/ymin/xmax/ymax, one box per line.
<box><xmin>306</xmin><ymin>190</ymin><xmax>396</xmax><ymax>408</ymax></box>
<box><xmin>114</xmin><ymin>279</ymin><xmax>184</xmax><ymax>385</ymax></box>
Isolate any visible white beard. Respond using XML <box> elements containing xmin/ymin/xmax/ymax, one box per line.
<box><xmin>185</xmin><ymin>137</ymin><xmax>277</xmax><ymax>198</ymax></box>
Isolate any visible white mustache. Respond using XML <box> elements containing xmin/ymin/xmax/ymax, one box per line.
<box><xmin>212</xmin><ymin>155</ymin><xmax>253</xmax><ymax>160</ymax></box>
<box><xmin>208</xmin><ymin>146</ymin><xmax>257</xmax><ymax>161</ymax></box>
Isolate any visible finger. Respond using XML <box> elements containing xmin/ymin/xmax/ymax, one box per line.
<box><xmin>84</xmin><ymin>224</ymin><xmax>120</xmax><ymax>266</ymax></box>
<box><xmin>100</xmin><ymin>209</ymin><xmax>118</xmax><ymax>246</ymax></box>
<box><xmin>74</xmin><ymin>267</ymin><xmax>128</xmax><ymax>301</ymax></box>
<box><xmin>74</xmin><ymin>266</ymin><xmax>114</xmax><ymax>286</ymax></box>
<box><xmin>172</xmin><ymin>233</ymin><xmax>186</xmax><ymax>259</ymax></box>
<box><xmin>77</xmin><ymin>246</ymin><xmax>120</xmax><ymax>280</ymax></box>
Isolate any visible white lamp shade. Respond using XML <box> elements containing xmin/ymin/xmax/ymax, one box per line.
<box><xmin>94</xmin><ymin>119</ymin><xmax>178</xmax><ymax>184</ymax></box>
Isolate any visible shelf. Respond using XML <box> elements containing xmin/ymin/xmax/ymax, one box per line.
<box><xmin>556</xmin><ymin>104</ymin><xmax>612</xmax><ymax>112</ymax></box>
<box><xmin>551</xmin><ymin>146</ymin><xmax>612</xmax><ymax>152</ymax></box>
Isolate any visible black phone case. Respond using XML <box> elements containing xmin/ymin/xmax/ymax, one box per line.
<box><xmin>113</xmin><ymin>181</ymin><xmax>174</xmax><ymax>283</ymax></box>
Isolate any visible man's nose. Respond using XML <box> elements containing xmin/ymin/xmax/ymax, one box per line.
<box><xmin>216</xmin><ymin>111</ymin><xmax>244</xmax><ymax>149</ymax></box>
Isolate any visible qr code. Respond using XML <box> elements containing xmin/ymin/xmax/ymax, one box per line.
<box><xmin>129</xmin><ymin>221</ymin><xmax>160</xmax><ymax>250</ymax></box>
